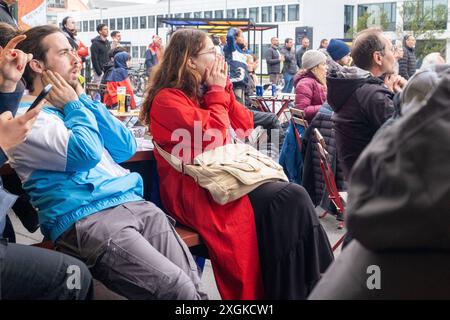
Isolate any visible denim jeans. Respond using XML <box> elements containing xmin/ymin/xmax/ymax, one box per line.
<box><xmin>282</xmin><ymin>73</ymin><xmax>295</xmax><ymax>93</ymax></box>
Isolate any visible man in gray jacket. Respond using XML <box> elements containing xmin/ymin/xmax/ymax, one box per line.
<box><xmin>265</xmin><ymin>37</ymin><xmax>284</xmax><ymax>85</ymax></box>
<box><xmin>280</xmin><ymin>38</ymin><xmax>298</xmax><ymax>93</ymax></box>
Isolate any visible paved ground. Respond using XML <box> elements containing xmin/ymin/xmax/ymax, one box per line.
<box><xmin>10</xmin><ymin>205</ymin><xmax>345</xmax><ymax>300</ymax></box>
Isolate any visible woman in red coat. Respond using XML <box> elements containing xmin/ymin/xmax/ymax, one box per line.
<box><xmin>294</xmin><ymin>50</ymin><xmax>328</xmax><ymax>123</ymax></box>
<box><xmin>140</xmin><ymin>29</ymin><xmax>333</xmax><ymax>300</ymax></box>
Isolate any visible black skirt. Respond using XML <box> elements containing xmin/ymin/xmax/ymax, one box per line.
<box><xmin>248</xmin><ymin>181</ymin><xmax>334</xmax><ymax>299</ymax></box>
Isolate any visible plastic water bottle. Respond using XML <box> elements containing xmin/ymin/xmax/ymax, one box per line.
<box><xmin>271</xmin><ymin>84</ymin><xmax>276</xmax><ymax>96</ymax></box>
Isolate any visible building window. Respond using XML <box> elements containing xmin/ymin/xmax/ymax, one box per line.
<box><xmin>132</xmin><ymin>46</ymin><xmax>139</xmax><ymax>59</ymax></box>
<box><xmin>140</xmin><ymin>16</ymin><xmax>147</xmax><ymax>29</ymax></box>
<box><xmin>47</xmin><ymin>0</ymin><xmax>65</xmax><ymax>8</ymax></box>
<box><xmin>288</xmin><ymin>4</ymin><xmax>299</xmax><ymax>21</ymax></box>
<box><xmin>274</xmin><ymin>5</ymin><xmax>286</xmax><ymax>22</ymax></box>
<box><xmin>124</xmin><ymin>17</ymin><xmax>131</xmax><ymax>30</ymax></box>
<box><xmin>262</xmin><ymin>6</ymin><xmax>272</xmax><ymax>22</ymax></box>
<box><xmin>215</xmin><ymin>10</ymin><xmax>224</xmax><ymax>19</ymax></box>
<box><xmin>174</xmin><ymin>13</ymin><xmax>183</xmax><ymax>18</ymax></box>
<box><xmin>132</xmin><ymin>17</ymin><xmax>138</xmax><ymax>29</ymax></box>
<box><xmin>89</xmin><ymin>20</ymin><xmax>95</xmax><ymax>32</ymax></box>
<box><xmin>83</xmin><ymin>20</ymin><xmax>88</xmax><ymax>32</ymax></box>
<box><xmin>226</xmin><ymin>9</ymin><xmax>235</xmax><ymax>18</ymax></box>
<box><xmin>344</xmin><ymin>5</ymin><xmax>354</xmax><ymax>37</ymax></box>
<box><xmin>194</xmin><ymin>11</ymin><xmax>202</xmax><ymax>18</ymax></box>
<box><xmin>140</xmin><ymin>46</ymin><xmax>147</xmax><ymax>58</ymax></box>
<box><xmin>76</xmin><ymin>21</ymin><xmax>82</xmax><ymax>32</ymax></box>
<box><xmin>95</xmin><ymin>20</ymin><xmax>101</xmax><ymax>28</ymax></box>
<box><xmin>109</xmin><ymin>18</ymin><xmax>115</xmax><ymax>30</ymax></box>
<box><xmin>157</xmin><ymin>15</ymin><xmax>164</xmax><ymax>27</ymax></box>
<box><xmin>237</xmin><ymin>8</ymin><xmax>247</xmax><ymax>19</ymax></box>
<box><xmin>117</xmin><ymin>18</ymin><xmax>123</xmax><ymax>30</ymax></box>
<box><xmin>403</xmin><ymin>0</ymin><xmax>448</xmax><ymax>30</ymax></box>
<box><xmin>357</xmin><ymin>2</ymin><xmax>396</xmax><ymax>31</ymax></box>
<box><xmin>204</xmin><ymin>11</ymin><xmax>213</xmax><ymax>18</ymax></box>
<box><xmin>102</xmin><ymin>19</ymin><xmax>108</xmax><ymax>26</ymax></box>
<box><xmin>184</xmin><ymin>12</ymin><xmax>192</xmax><ymax>18</ymax></box>
<box><xmin>148</xmin><ymin>15</ymin><xmax>155</xmax><ymax>29</ymax></box>
<box><xmin>249</xmin><ymin>7</ymin><xmax>259</xmax><ymax>23</ymax></box>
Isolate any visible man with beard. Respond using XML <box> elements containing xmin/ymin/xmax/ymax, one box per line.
<box><xmin>8</xmin><ymin>25</ymin><xmax>207</xmax><ymax>300</ymax></box>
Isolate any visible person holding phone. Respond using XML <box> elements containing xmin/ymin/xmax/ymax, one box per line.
<box><xmin>0</xmin><ymin>33</ymin><xmax>94</xmax><ymax>300</ymax></box>
<box><xmin>8</xmin><ymin>25</ymin><xmax>206</xmax><ymax>300</ymax></box>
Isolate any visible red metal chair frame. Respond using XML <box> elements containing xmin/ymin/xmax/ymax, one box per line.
<box><xmin>314</xmin><ymin>128</ymin><xmax>346</xmax><ymax>252</ymax></box>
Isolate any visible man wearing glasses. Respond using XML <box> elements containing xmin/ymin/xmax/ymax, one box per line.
<box><xmin>326</xmin><ymin>28</ymin><xmax>407</xmax><ymax>180</ymax></box>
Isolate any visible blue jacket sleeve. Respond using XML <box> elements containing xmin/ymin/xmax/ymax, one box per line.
<box><xmin>78</xmin><ymin>93</ymin><xmax>136</xmax><ymax>163</ymax></box>
<box><xmin>0</xmin><ymin>148</ymin><xmax>7</xmax><ymax>166</ymax></box>
<box><xmin>64</xmin><ymin>100</ymin><xmax>104</xmax><ymax>171</ymax></box>
<box><xmin>0</xmin><ymin>89</ymin><xmax>24</xmax><ymax>166</ymax></box>
<box><xmin>0</xmin><ymin>90</ymin><xmax>24</xmax><ymax>116</ymax></box>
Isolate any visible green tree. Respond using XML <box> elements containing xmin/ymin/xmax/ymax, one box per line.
<box><xmin>401</xmin><ymin>0</ymin><xmax>447</xmax><ymax>59</ymax></box>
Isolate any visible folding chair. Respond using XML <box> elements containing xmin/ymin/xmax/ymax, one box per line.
<box><xmin>289</xmin><ymin>108</ymin><xmax>309</xmax><ymax>153</ymax></box>
<box><xmin>314</xmin><ymin>128</ymin><xmax>347</xmax><ymax>252</ymax></box>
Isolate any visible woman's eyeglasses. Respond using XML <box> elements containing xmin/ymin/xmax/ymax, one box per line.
<box><xmin>197</xmin><ymin>48</ymin><xmax>217</xmax><ymax>56</ymax></box>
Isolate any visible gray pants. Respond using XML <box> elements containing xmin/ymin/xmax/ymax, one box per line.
<box><xmin>55</xmin><ymin>201</ymin><xmax>207</xmax><ymax>300</ymax></box>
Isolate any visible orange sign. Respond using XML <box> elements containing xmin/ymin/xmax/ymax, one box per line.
<box><xmin>18</xmin><ymin>0</ymin><xmax>47</xmax><ymax>30</ymax></box>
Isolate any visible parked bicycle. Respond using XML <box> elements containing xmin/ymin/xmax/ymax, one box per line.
<box><xmin>129</xmin><ymin>63</ymin><xmax>148</xmax><ymax>96</ymax></box>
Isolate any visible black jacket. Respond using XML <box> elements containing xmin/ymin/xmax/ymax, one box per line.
<box><xmin>90</xmin><ymin>36</ymin><xmax>111</xmax><ymax>76</ymax></box>
<box><xmin>327</xmin><ymin>67</ymin><xmax>394</xmax><ymax>179</ymax></box>
<box><xmin>0</xmin><ymin>1</ymin><xmax>17</xmax><ymax>27</ymax></box>
<box><xmin>310</xmin><ymin>74</ymin><xmax>450</xmax><ymax>299</ymax></box>
<box><xmin>296</xmin><ymin>47</ymin><xmax>308</xmax><ymax>69</ymax></box>
<box><xmin>302</xmin><ymin>103</ymin><xmax>345</xmax><ymax>209</ymax></box>
<box><xmin>398</xmin><ymin>46</ymin><xmax>417</xmax><ymax>80</ymax></box>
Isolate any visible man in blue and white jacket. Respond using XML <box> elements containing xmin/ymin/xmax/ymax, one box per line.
<box><xmin>223</xmin><ymin>27</ymin><xmax>249</xmax><ymax>104</ymax></box>
<box><xmin>8</xmin><ymin>25</ymin><xmax>206</xmax><ymax>300</ymax></box>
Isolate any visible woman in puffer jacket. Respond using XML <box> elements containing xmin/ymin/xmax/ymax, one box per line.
<box><xmin>294</xmin><ymin>50</ymin><xmax>327</xmax><ymax>123</ymax></box>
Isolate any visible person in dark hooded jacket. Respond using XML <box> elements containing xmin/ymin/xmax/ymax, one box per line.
<box><xmin>103</xmin><ymin>51</ymin><xmax>136</xmax><ymax>109</ymax></box>
<box><xmin>326</xmin><ymin>28</ymin><xmax>406</xmax><ymax>179</ymax></box>
<box><xmin>309</xmin><ymin>65</ymin><xmax>450</xmax><ymax>300</ymax></box>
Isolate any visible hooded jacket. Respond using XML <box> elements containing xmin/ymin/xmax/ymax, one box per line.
<box><xmin>309</xmin><ymin>73</ymin><xmax>450</xmax><ymax>300</ymax></box>
<box><xmin>327</xmin><ymin>67</ymin><xmax>394</xmax><ymax>179</ymax></box>
<box><xmin>104</xmin><ymin>52</ymin><xmax>136</xmax><ymax>109</ymax></box>
<box><xmin>90</xmin><ymin>35</ymin><xmax>111</xmax><ymax>76</ymax></box>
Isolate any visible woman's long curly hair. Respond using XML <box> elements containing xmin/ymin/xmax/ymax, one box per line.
<box><xmin>139</xmin><ymin>29</ymin><xmax>208</xmax><ymax>125</ymax></box>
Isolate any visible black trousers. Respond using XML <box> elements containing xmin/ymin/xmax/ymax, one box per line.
<box><xmin>0</xmin><ymin>241</ymin><xmax>93</xmax><ymax>300</ymax></box>
<box><xmin>248</xmin><ymin>181</ymin><xmax>334</xmax><ymax>300</ymax></box>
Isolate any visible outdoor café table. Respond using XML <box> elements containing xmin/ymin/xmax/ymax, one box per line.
<box><xmin>249</xmin><ymin>93</ymin><xmax>295</xmax><ymax>118</ymax></box>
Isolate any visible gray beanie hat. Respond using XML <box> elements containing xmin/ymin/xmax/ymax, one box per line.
<box><xmin>302</xmin><ymin>50</ymin><xmax>327</xmax><ymax>70</ymax></box>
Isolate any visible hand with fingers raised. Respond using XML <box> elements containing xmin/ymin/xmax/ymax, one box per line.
<box><xmin>0</xmin><ymin>35</ymin><xmax>33</xmax><ymax>93</ymax></box>
<box><xmin>41</xmin><ymin>70</ymin><xmax>79</xmax><ymax>110</ymax></box>
<box><xmin>0</xmin><ymin>100</ymin><xmax>44</xmax><ymax>152</ymax></box>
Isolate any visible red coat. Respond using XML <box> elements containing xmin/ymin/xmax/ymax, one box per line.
<box><xmin>294</xmin><ymin>72</ymin><xmax>327</xmax><ymax>123</ymax></box>
<box><xmin>150</xmin><ymin>82</ymin><xmax>264</xmax><ymax>299</ymax></box>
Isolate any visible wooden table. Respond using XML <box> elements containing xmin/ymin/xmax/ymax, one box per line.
<box><xmin>249</xmin><ymin>94</ymin><xmax>295</xmax><ymax>118</ymax></box>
